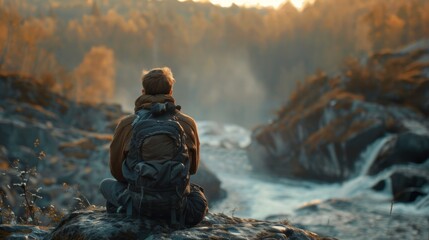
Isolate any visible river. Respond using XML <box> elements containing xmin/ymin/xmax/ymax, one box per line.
<box><xmin>197</xmin><ymin>122</ymin><xmax>429</xmax><ymax>239</ymax></box>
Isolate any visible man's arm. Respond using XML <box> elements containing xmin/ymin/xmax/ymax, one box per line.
<box><xmin>178</xmin><ymin>113</ymin><xmax>200</xmax><ymax>175</ymax></box>
<box><xmin>109</xmin><ymin>115</ymin><xmax>134</xmax><ymax>183</ymax></box>
<box><xmin>188</xmin><ymin>122</ymin><xmax>200</xmax><ymax>175</ymax></box>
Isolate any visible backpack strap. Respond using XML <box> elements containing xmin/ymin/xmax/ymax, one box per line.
<box><xmin>170</xmin><ymin>197</ymin><xmax>186</xmax><ymax>229</ymax></box>
<box><xmin>170</xmin><ymin>204</ymin><xmax>178</xmax><ymax>227</ymax></box>
<box><xmin>121</xmin><ymin>184</ymin><xmax>134</xmax><ymax>217</ymax></box>
<box><xmin>132</xmin><ymin>102</ymin><xmax>181</xmax><ymax>126</ymax></box>
<box><xmin>178</xmin><ymin>197</ymin><xmax>186</xmax><ymax>228</ymax></box>
<box><xmin>138</xmin><ymin>186</ymin><xmax>144</xmax><ymax>215</ymax></box>
<box><xmin>172</xmin><ymin>189</ymin><xmax>187</xmax><ymax>229</ymax></box>
<box><xmin>132</xmin><ymin>109</ymin><xmax>151</xmax><ymax>127</ymax></box>
<box><xmin>126</xmin><ymin>199</ymin><xmax>133</xmax><ymax>216</ymax></box>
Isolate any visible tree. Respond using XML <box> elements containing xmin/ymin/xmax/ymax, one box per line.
<box><xmin>73</xmin><ymin>46</ymin><xmax>115</xmax><ymax>104</ymax></box>
<box><xmin>0</xmin><ymin>5</ymin><xmax>21</xmax><ymax>70</ymax></box>
<box><xmin>90</xmin><ymin>1</ymin><xmax>101</xmax><ymax>17</ymax></box>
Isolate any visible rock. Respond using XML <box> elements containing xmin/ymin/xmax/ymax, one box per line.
<box><xmin>371</xmin><ymin>180</ymin><xmax>386</xmax><ymax>191</ymax></box>
<box><xmin>368</xmin><ymin>132</ymin><xmax>429</xmax><ymax>175</ymax></box>
<box><xmin>0</xmin><ymin>73</ymin><xmax>127</xmax><ymax>134</ymax></box>
<box><xmin>192</xmin><ymin>161</ymin><xmax>225</xmax><ymax>204</ymax></box>
<box><xmin>412</xmin><ymin>80</ymin><xmax>429</xmax><ymax>113</ymax></box>
<box><xmin>392</xmin><ymin>132</ymin><xmax>429</xmax><ymax>160</ymax></box>
<box><xmin>0</xmin><ymin>224</ymin><xmax>52</xmax><ymax>240</ymax></box>
<box><xmin>389</xmin><ymin>170</ymin><xmax>429</xmax><ymax>203</ymax></box>
<box><xmin>0</xmin><ymin>118</ymin><xmax>59</xmax><ymax>156</ymax></box>
<box><xmin>247</xmin><ymin>46</ymin><xmax>429</xmax><ymax>182</ymax></box>
<box><xmin>371</xmin><ymin>166</ymin><xmax>429</xmax><ymax>203</ymax></box>
<box><xmin>247</xmin><ymin>98</ymin><xmax>389</xmax><ymax>182</ymax></box>
<box><xmin>0</xmin><ymin>73</ymin><xmax>68</xmax><ymax>115</ymax></box>
<box><xmin>44</xmin><ymin>209</ymin><xmax>332</xmax><ymax>240</ymax></box>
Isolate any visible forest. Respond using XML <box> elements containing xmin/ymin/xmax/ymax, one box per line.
<box><xmin>0</xmin><ymin>0</ymin><xmax>428</xmax><ymax>127</ymax></box>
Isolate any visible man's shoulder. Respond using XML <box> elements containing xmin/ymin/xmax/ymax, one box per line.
<box><xmin>175</xmin><ymin>111</ymin><xmax>197</xmax><ymax>129</ymax></box>
<box><xmin>116</xmin><ymin>114</ymin><xmax>136</xmax><ymax>130</ymax></box>
<box><xmin>116</xmin><ymin>111</ymin><xmax>196</xmax><ymax>132</ymax></box>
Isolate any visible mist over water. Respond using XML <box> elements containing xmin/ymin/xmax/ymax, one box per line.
<box><xmin>115</xmin><ymin>55</ymin><xmax>273</xmax><ymax>128</ymax></box>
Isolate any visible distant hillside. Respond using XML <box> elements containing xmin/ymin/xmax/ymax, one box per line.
<box><xmin>1</xmin><ymin>0</ymin><xmax>428</xmax><ymax>126</ymax></box>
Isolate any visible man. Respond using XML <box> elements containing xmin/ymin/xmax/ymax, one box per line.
<box><xmin>99</xmin><ymin>67</ymin><xmax>208</xmax><ymax>227</ymax></box>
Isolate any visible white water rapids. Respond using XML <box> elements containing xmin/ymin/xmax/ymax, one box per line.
<box><xmin>196</xmin><ymin>121</ymin><xmax>429</xmax><ymax>222</ymax></box>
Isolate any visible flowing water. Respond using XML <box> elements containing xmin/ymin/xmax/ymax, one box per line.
<box><xmin>197</xmin><ymin>122</ymin><xmax>429</xmax><ymax>239</ymax></box>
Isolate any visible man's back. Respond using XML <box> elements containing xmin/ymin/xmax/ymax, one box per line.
<box><xmin>100</xmin><ymin>67</ymin><xmax>207</xmax><ymax>227</ymax></box>
<box><xmin>109</xmin><ymin>94</ymin><xmax>200</xmax><ymax>183</ymax></box>
<box><xmin>122</xmin><ymin>104</ymin><xmax>191</xmax><ymax>222</ymax></box>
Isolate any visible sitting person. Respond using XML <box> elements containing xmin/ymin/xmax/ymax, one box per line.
<box><xmin>99</xmin><ymin>67</ymin><xmax>208</xmax><ymax>227</ymax></box>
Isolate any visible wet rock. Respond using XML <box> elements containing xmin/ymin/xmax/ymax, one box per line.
<box><xmin>371</xmin><ymin>180</ymin><xmax>386</xmax><ymax>191</ymax></box>
<box><xmin>390</xmin><ymin>170</ymin><xmax>429</xmax><ymax>203</ymax></box>
<box><xmin>44</xmin><ymin>209</ymin><xmax>331</xmax><ymax>240</ymax></box>
<box><xmin>412</xmin><ymin>80</ymin><xmax>429</xmax><ymax>113</ymax></box>
<box><xmin>398</xmin><ymin>130</ymin><xmax>429</xmax><ymax>154</ymax></box>
<box><xmin>192</xmin><ymin>161</ymin><xmax>225</xmax><ymax>204</ymax></box>
<box><xmin>247</xmin><ymin>46</ymin><xmax>429</xmax><ymax>182</ymax></box>
<box><xmin>368</xmin><ymin>132</ymin><xmax>429</xmax><ymax>175</ymax></box>
<box><xmin>247</xmin><ymin>99</ymin><xmax>389</xmax><ymax>182</ymax></box>
<box><xmin>0</xmin><ymin>224</ymin><xmax>52</xmax><ymax>240</ymax></box>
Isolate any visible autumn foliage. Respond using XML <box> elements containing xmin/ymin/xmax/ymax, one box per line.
<box><xmin>0</xmin><ymin>0</ymin><xmax>428</xmax><ymax>125</ymax></box>
<box><xmin>73</xmin><ymin>46</ymin><xmax>115</xmax><ymax>103</ymax></box>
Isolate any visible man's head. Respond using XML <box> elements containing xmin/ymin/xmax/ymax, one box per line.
<box><xmin>141</xmin><ymin>67</ymin><xmax>175</xmax><ymax>95</ymax></box>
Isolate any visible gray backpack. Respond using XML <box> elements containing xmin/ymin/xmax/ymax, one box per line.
<box><xmin>124</xmin><ymin>102</ymin><xmax>190</xmax><ymax>226</ymax></box>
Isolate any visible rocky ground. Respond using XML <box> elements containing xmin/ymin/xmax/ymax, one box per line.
<box><xmin>0</xmin><ymin>208</ymin><xmax>336</xmax><ymax>240</ymax></box>
<box><xmin>0</xmin><ymin>73</ymin><xmax>224</xmax><ymax>224</ymax></box>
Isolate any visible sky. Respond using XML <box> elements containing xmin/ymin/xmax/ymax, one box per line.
<box><xmin>191</xmin><ymin>0</ymin><xmax>311</xmax><ymax>9</ymax></box>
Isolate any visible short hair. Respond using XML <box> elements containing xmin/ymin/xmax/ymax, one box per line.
<box><xmin>142</xmin><ymin>67</ymin><xmax>175</xmax><ymax>95</ymax></box>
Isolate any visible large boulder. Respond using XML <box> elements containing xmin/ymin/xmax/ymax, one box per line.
<box><xmin>368</xmin><ymin>132</ymin><xmax>429</xmax><ymax>175</ymax></box>
<box><xmin>191</xmin><ymin>161</ymin><xmax>225</xmax><ymax>204</ymax></box>
<box><xmin>40</xmin><ymin>209</ymin><xmax>333</xmax><ymax>240</ymax></box>
<box><xmin>372</xmin><ymin>167</ymin><xmax>429</xmax><ymax>203</ymax></box>
<box><xmin>390</xmin><ymin>170</ymin><xmax>428</xmax><ymax>203</ymax></box>
<box><xmin>247</xmin><ymin>96</ymin><xmax>396</xmax><ymax>182</ymax></box>
<box><xmin>0</xmin><ymin>225</ymin><xmax>52</xmax><ymax>240</ymax></box>
<box><xmin>247</xmin><ymin>46</ymin><xmax>429</xmax><ymax>182</ymax></box>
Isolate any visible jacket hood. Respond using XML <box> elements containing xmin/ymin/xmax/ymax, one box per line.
<box><xmin>134</xmin><ymin>94</ymin><xmax>175</xmax><ymax>112</ymax></box>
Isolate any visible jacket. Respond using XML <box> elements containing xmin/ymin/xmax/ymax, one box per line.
<box><xmin>109</xmin><ymin>94</ymin><xmax>200</xmax><ymax>183</ymax></box>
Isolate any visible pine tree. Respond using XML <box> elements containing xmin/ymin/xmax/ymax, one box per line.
<box><xmin>90</xmin><ymin>1</ymin><xmax>101</xmax><ymax>17</ymax></box>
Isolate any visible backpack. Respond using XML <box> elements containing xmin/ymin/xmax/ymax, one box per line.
<box><xmin>125</xmin><ymin>102</ymin><xmax>191</xmax><ymax>226</ymax></box>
